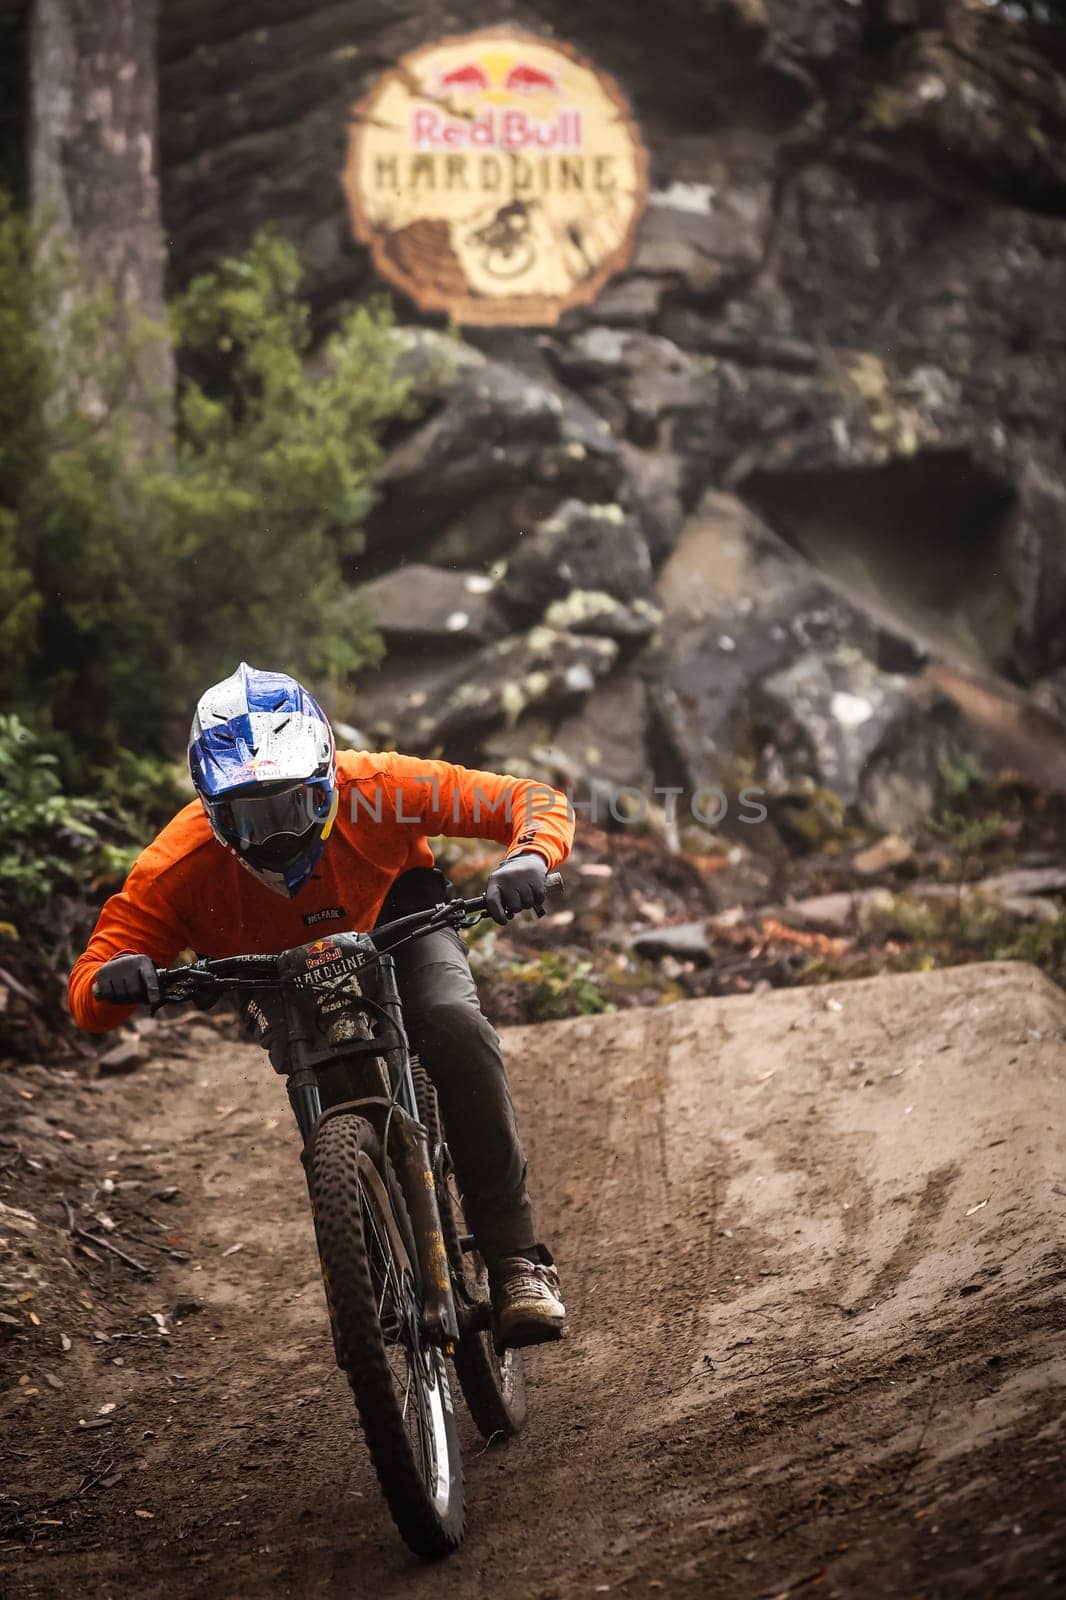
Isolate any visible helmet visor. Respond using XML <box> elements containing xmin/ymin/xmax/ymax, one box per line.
<box><xmin>208</xmin><ymin>779</ymin><xmax>334</xmax><ymax>854</ymax></box>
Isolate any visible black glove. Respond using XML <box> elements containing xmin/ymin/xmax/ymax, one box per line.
<box><xmin>485</xmin><ymin>852</ymin><xmax>548</xmax><ymax>925</ymax></box>
<box><xmin>92</xmin><ymin>953</ymin><xmax>161</xmax><ymax>1008</ymax></box>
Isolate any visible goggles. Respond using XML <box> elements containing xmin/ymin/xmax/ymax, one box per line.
<box><xmin>209</xmin><ymin>779</ymin><xmax>335</xmax><ymax>854</ymax></box>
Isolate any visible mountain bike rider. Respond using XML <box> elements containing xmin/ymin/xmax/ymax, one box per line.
<box><xmin>68</xmin><ymin>662</ymin><xmax>571</xmax><ymax>1349</ymax></box>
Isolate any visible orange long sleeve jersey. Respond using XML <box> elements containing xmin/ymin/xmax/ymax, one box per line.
<box><xmin>68</xmin><ymin>751</ymin><xmax>574</xmax><ymax>1034</ymax></box>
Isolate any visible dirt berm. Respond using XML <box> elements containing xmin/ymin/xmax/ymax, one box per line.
<box><xmin>4</xmin><ymin>962</ymin><xmax>1065</xmax><ymax>1598</ymax></box>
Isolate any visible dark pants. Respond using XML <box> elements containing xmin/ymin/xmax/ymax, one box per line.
<box><xmin>391</xmin><ymin>925</ymin><xmax>537</xmax><ymax>1268</ymax></box>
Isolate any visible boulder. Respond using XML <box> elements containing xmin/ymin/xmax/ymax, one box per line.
<box><xmin>658</xmin><ymin>297</ymin><xmax>819</xmax><ymax>375</ymax></box>
<box><xmin>656</xmin><ymin>491</ymin><xmax>793</xmax><ymax>625</ymax></box>
<box><xmin>852</xmin><ymin>834</ymin><xmax>913</xmax><ymax>876</ymax></box>
<box><xmin>996</xmin><ymin>896</ymin><xmax>1060</xmax><ymax>926</ymax></box>
<box><xmin>359</xmin><ymin>564</ymin><xmax>503</xmax><ymax>649</ymax></box>
<box><xmin>368</xmin><ymin>358</ymin><xmax>623</xmax><ymax>564</ymax></box>
<box><xmin>542</xmin><ymin>591</ymin><xmax>661</xmax><ymax>643</ymax></box>
<box><xmin>549</xmin><ymin>673</ymin><xmax>655</xmax><ymax>793</ymax></box>
<box><xmin>858</xmin><ymin>695</ymin><xmax>993</xmax><ymax>836</ymax></box>
<box><xmin>422</xmin><ymin>485</ymin><xmax>566</xmax><ymax>570</ymax></box>
<box><xmin>548</xmin><ymin>328</ymin><xmax>714</xmax><ymax>443</ymax></box>
<box><xmin>402</xmin><ymin>627</ymin><xmax>620</xmax><ymax>756</ymax></box>
<box><xmin>385</xmin><ymin>327</ymin><xmax>486</xmax><ymax>404</ymax></box>
<box><xmin>480</xmin><ymin>715</ymin><xmax>563</xmax><ymax>782</ymax></box>
<box><xmin>755</xmin><ymin>648</ymin><xmax>914</xmax><ymax>808</ymax></box>
<box><xmin>739</xmin><ymin>447</ymin><xmax>1020</xmax><ymax>672</ymax></box>
<box><xmin>630</xmin><ymin>921</ymin><xmax>711</xmax><ymax>961</ymax></box>
<box><xmin>926</xmin><ymin>663</ymin><xmax>1066</xmax><ymax>796</ymax></box>
<box><xmin>653</xmin><ymin>490</ymin><xmax>887</xmax><ymax>789</ymax></box>
<box><xmin>587</xmin><ymin>275</ymin><xmax>667</xmax><ymax>325</ymax></box>
<box><xmin>1007</xmin><ymin>463</ymin><xmax>1066</xmax><ymax>680</ymax></box>
<box><xmin>496</xmin><ymin>500</ymin><xmax>655</xmax><ymax>628</ymax></box>
<box><xmin>977</xmin><ymin>868</ymin><xmax>1066</xmax><ymax>901</ymax></box>
<box><xmin>631</xmin><ymin>178</ymin><xmax>773</xmax><ymax>298</ymax></box>
<box><xmin>652</xmin><ymin>494</ymin><xmax>991</xmax><ymax>828</ymax></box>
<box><xmin>353</xmin><ymin>649</ymin><xmax>484</xmax><ymax>747</ymax></box>
<box><xmin>618</xmin><ymin>444</ymin><xmax>687</xmax><ymax>568</ymax></box>
<box><xmin>98</xmin><ymin>1036</ymin><xmax>150</xmax><ymax>1076</ymax></box>
<box><xmin>479</xmin><ymin>675</ymin><xmax>657</xmax><ymax>821</ymax></box>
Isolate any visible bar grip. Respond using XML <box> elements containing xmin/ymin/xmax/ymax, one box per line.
<box><xmin>545</xmin><ymin>871</ymin><xmax>564</xmax><ymax>893</ymax></box>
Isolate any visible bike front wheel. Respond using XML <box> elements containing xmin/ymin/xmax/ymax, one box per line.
<box><xmin>309</xmin><ymin>1113</ymin><xmax>466</xmax><ymax>1558</ymax></box>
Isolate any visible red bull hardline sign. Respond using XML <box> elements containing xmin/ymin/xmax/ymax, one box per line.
<box><xmin>344</xmin><ymin>28</ymin><xmax>649</xmax><ymax>326</ymax></box>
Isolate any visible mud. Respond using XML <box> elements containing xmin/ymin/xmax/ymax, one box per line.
<box><xmin>2</xmin><ymin>962</ymin><xmax>1064</xmax><ymax>1598</ymax></box>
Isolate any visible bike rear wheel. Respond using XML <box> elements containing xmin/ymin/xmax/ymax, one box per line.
<box><xmin>309</xmin><ymin>1113</ymin><xmax>466</xmax><ymax>1558</ymax></box>
<box><xmin>412</xmin><ymin>1068</ymin><xmax>526</xmax><ymax>1441</ymax></box>
<box><xmin>443</xmin><ymin>1163</ymin><xmax>528</xmax><ymax>1440</ymax></box>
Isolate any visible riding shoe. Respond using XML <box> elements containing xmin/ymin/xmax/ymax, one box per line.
<box><xmin>491</xmin><ymin>1253</ymin><xmax>566</xmax><ymax>1350</ymax></box>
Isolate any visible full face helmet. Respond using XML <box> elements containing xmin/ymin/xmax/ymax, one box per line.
<box><xmin>188</xmin><ymin>663</ymin><xmax>338</xmax><ymax>897</ymax></box>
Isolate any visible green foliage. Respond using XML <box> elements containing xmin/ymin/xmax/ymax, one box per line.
<box><xmin>167</xmin><ymin>231</ymin><xmax>406</xmax><ymax>683</ymax></box>
<box><xmin>860</xmin><ymin>885</ymin><xmax>1065</xmax><ymax>984</ymax></box>
<box><xmin>509</xmin><ymin>950</ymin><xmax>614</xmax><ymax>1022</ymax></box>
<box><xmin>937</xmin><ymin>750</ymin><xmax>984</xmax><ymax>801</ymax></box>
<box><xmin>0</xmin><ymin>205</ymin><xmax>407</xmax><ymax>766</ymax></box>
<box><xmin>999</xmin><ymin>914</ymin><xmax>1066</xmax><ymax>970</ymax></box>
<box><xmin>90</xmin><ymin>747</ymin><xmax>186</xmax><ymax>839</ymax></box>
<box><xmin>925</xmin><ymin>809</ymin><xmax>1010</xmax><ymax>857</ymax></box>
<box><xmin>0</xmin><ymin>714</ymin><xmax>135</xmax><ymax>931</ymax></box>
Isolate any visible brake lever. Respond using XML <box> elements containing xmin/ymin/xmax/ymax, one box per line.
<box><xmin>150</xmin><ymin>969</ymin><xmax>221</xmax><ymax>1013</ymax></box>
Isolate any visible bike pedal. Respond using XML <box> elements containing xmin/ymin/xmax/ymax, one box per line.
<box><xmin>494</xmin><ymin>1320</ymin><xmax>565</xmax><ymax>1355</ymax></box>
<box><xmin>461</xmin><ymin>1299</ymin><xmax>493</xmax><ymax>1334</ymax></box>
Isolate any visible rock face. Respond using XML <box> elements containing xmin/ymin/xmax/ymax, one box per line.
<box><xmin>367</xmin><ymin>352</ymin><xmax>623</xmax><ymax>569</ymax></box>
<box><xmin>156</xmin><ymin>0</ymin><xmax>1066</xmax><ymax>818</ymax></box>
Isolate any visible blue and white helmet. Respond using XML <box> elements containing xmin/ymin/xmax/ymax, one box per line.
<box><xmin>188</xmin><ymin>662</ymin><xmax>338</xmax><ymax>898</ymax></box>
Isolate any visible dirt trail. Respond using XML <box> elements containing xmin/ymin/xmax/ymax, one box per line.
<box><xmin>4</xmin><ymin>961</ymin><xmax>1065</xmax><ymax>1599</ymax></box>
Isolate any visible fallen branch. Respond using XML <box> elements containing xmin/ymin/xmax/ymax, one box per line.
<box><xmin>61</xmin><ymin>1197</ymin><xmax>151</xmax><ymax>1277</ymax></box>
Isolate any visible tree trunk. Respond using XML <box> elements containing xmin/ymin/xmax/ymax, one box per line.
<box><xmin>29</xmin><ymin>0</ymin><xmax>173</xmax><ymax>440</ymax></box>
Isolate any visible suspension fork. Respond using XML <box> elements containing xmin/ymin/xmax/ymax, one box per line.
<box><xmin>287</xmin><ymin>1066</ymin><xmax>323</xmax><ymax>1142</ymax></box>
<box><xmin>283</xmin><ymin>997</ymin><xmax>323</xmax><ymax>1141</ymax></box>
<box><xmin>369</xmin><ymin>955</ymin><xmax>460</xmax><ymax>1344</ymax></box>
<box><xmin>388</xmin><ymin>1110</ymin><xmax>461</xmax><ymax>1348</ymax></box>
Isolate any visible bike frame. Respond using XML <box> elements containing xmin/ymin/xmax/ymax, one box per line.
<box><xmin>153</xmin><ymin>876</ymin><xmax>559</xmax><ymax>1348</ymax></box>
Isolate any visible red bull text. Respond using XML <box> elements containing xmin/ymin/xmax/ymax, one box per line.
<box><xmin>411</xmin><ymin>107</ymin><xmax>583</xmax><ymax>152</ymax></box>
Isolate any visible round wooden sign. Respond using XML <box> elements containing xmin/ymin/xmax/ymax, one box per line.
<box><xmin>344</xmin><ymin>28</ymin><xmax>649</xmax><ymax>326</ymax></box>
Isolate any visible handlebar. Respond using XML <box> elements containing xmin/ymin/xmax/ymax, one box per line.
<box><xmin>152</xmin><ymin>870</ymin><xmax>564</xmax><ymax>1005</ymax></box>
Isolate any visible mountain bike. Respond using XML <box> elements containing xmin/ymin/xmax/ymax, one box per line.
<box><xmin>148</xmin><ymin>874</ymin><xmax>562</xmax><ymax>1559</ymax></box>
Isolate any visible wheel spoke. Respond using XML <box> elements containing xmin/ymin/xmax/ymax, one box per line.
<box><xmin>360</xmin><ymin>1187</ymin><xmax>402</xmax><ymax>1333</ymax></box>
<box><xmin>356</xmin><ymin>1168</ymin><xmax>450</xmax><ymax>1509</ymax></box>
